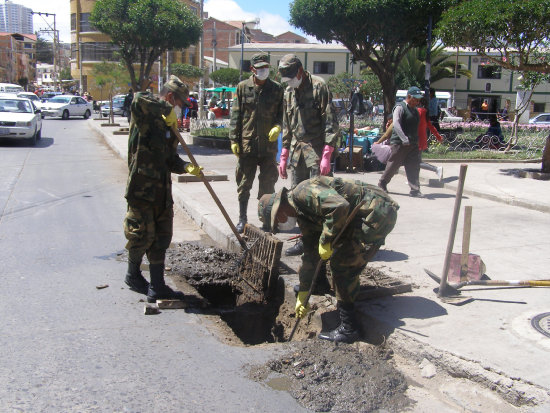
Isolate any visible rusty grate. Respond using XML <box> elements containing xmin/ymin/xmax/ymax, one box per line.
<box><xmin>531</xmin><ymin>312</ymin><xmax>550</xmax><ymax>339</ymax></box>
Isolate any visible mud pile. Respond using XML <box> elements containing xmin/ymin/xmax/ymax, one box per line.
<box><xmin>252</xmin><ymin>340</ymin><xmax>410</xmax><ymax>412</ymax></box>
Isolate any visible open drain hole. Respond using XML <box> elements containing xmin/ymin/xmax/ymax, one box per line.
<box><xmin>167</xmin><ymin>243</ymin><xmax>289</xmax><ymax>345</ymax></box>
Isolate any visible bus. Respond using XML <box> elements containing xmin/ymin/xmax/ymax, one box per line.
<box><xmin>0</xmin><ymin>83</ymin><xmax>25</xmax><ymax>94</ymax></box>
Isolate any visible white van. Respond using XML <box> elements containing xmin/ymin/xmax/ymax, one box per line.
<box><xmin>396</xmin><ymin>89</ymin><xmax>451</xmax><ymax>108</ymax></box>
<box><xmin>0</xmin><ymin>83</ymin><xmax>24</xmax><ymax>94</ymax></box>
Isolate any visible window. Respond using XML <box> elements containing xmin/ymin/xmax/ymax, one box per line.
<box><xmin>313</xmin><ymin>61</ymin><xmax>335</xmax><ymax>75</ymax></box>
<box><xmin>71</xmin><ymin>13</ymin><xmax>76</xmax><ymax>31</ymax></box>
<box><xmin>533</xmin><ymin>102</ymin><xmax>546</xmax><ymax>113</ymax></box>
<box><xmin>79</xmin><ymin>13</ymin><xmax>96</xmax><ymax>32</ymax></box>
<box><xmin>241</xmin><ymin>60</ymin><xmax>251</xmax><ymax>72</ymax></box>
<box><xmin>81</xmin><ymin>42</ymin><xmax>120</xmax><ymax>61</ymax></box>
<box><xmin>235</xmin><ymin>31</ymin><xmax>241</xmax><ymax>45</ymax></box>
<box><xmin>477</xmin><ymin>65</ymin><xmax>501</xmax><ymax>79</ymax></box>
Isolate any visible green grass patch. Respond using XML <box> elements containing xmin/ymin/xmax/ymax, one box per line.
<box><xmin>191</xmin><ymin>128</ymin><xmax>230</xmax><ymax>139</ymax></box>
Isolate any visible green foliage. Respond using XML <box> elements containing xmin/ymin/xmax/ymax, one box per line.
<box><xmin>327</xmin><ymin>70</ymin><xmax>382</xmax><ymax>102</ymax></box>
<box><xmin>17</xmin><ymin>77</ymin><xmax>28</xmax><ymax>89</ymax></box>
<box><xmin>436</xmin><ymin>0</ymin><xmax>550</xmax><ymax>74</ymax></box>
<box><xmin>170</xmin><ymin>63</ymin><xmax>204</xmax><ymax>81</ymax></box>
<box><xmin>35</xmin><ymin>36</ymin><xmax>53</xmax><ymax>64</ymax></box>
<box><xmin>209</xmin><ymin>68</ymin><xmax>250</xmax><ymax>86</ymax></box>
<box><xmin>191</xmin><ymin>127</ymin><xmax>229</xmax><ymax>138</ymax></box>
<box><xmin>289</xmin><ymin>0</ymin><xmax>453</xmax><ymax>121</ymax></box>
<box><xmin>91</xmin><ymin>0</ymin><xmax>202</xmax><ymax>91</ymax></box>
<box><xmin>92</xmin><ymin>61</ymin><xmax>130</xmax><ymax>99</ymax></box>
<box><xmin>395</xmin><ymin>45</ymin><xmax>471</xmax><ymax>89</ymax></box>
<box><xmin>59</xmin><ymin>67</ymin><xmax>73</xmax><ymax>81</ymax></box>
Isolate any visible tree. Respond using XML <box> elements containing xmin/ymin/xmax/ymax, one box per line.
<box><xmin>436</xmin><ymin>0</ymin><xmax>550</xmax><ymax>74</ymax></box>
<box><xmin>91</xmin><ymin>0</ymin><xmax>202</xmax><ymax>91</ymax></box>
<box><xmin>59</xmin><ymin>67</ymin><xmax>73</xmax><ymax>81</ymax></box>
<box><xmin>92</xmin><ymin>61</ymin><xmax>131</xmax><ymax>123</ymax></box>
<box><xmin>290</xmin><ymin>0</ymin><xmax>454</xmax><ymax>124</ymax></box>
<box><xmin>35</xmin><ymin>35</ymin><xmax>53</xmax><ymax>64</ymax></box>
<box><xmin>327</xmin><ymin>70</ymin><xmax>382</xmax><ymax>102</ymax></box>
<box><xmin>395</xmin><ymin>45</ymin><xmax>472</xmax><ymax>90</ymax></box>
<box><xmin>18</xmin><ymin>77</ymin><xmax>29</xmax><ymax>90</ymax></box>
<box><xmin>170</xmin><ymin>63</ymin><xmax>204</xmax><ymax>85</ymax></box>
<box><xmin>209</xmin><ymin>68</ymin><xmax>250</xmax><ymax>86</ymax></box>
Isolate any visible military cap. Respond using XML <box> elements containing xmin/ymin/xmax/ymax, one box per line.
<box><xmin>407</xmin><ymin>86</ymin><xmax>423</xmax><ymax>99</ymax></box>
<box><xmin>164</xmin><ymin>75</ymin><xmax>189</xmax><ymax>103</ymax></box>
<box><xmin>278</xmin><ymin>54</ymin><xmax>302</xmax><ymax>78</ymax></box>
<box><xmin>258</xmin><ymin>187</ymin><xmax>288</xmax><ymax>233</ymax></box>
<box><xmin>251</xmin><ymin>53</ymin><xmax>270</xmax><ymax>68</ymax></box>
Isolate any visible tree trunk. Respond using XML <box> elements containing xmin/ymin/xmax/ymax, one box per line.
<box><xmin>542</xmin><ymin>134</ymin><xmax>550</xmax><ymax>173</ymax></box>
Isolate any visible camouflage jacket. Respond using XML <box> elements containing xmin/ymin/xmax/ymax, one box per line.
<box><xmin>125</xmin><ymin>91</ymin><xmax>189</xmax><ymax>207</ymax></box>
<box><xmin>288</xmin><ymin>176</ymin><xmax>399</xmax><ymax>246</ymax></box>
<box><xmin>229</xmin><ymin>77</ymin><xmax>284</xmax><ymax>156</ymax></box>
<box><xmin>282</xmin><ymin>72</ymin><xmax>340</xmax><ymax>167</ymax></box>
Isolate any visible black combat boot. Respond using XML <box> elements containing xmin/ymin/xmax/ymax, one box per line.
<box><xmin>125</xmin><ymin>259</ymin><xmax>149</xmax><ymax>295</ymax></box>
<box><xmin>147</xmin><ymin>263</ymin><xmax>186</xmax><ymax>303</ymax></box>
<box><xmin>236</xmin><ymin>199</ymin><xmax>248</xmax><ymax>233</ymax></box>
<box><xmin>285</xmin><ymin>239</ymin><xmax>304</xmax><ymax>256</ymax></box>
<box><xmin>318</xmin><ymin>301</ymin><xmax>360</xmax><ymax>343</ymax></box>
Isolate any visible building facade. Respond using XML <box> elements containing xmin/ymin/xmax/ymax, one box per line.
<box><xmin>0</xmin><ymin>1</ymin><xmax>33</xmax><ymax>34</ymax></box>
<box><xmin>70</xmin><ymin>0</ymin><xmax>200</xmax><ymax>98</ymax></box>
<box><xmin>0</xmin><ymin>32</ymin><xmax>36</xmax><ymax>86</ymax></box>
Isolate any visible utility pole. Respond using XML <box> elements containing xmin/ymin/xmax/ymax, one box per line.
<box><xmin>79</xmin><ymin>39</ymin><xmax>83</xmax><ymax>94</ymax></box>
<box><xmin>198</xmin><ymin>0</ymin><xmax>205</xmax><ymax>119</ymax></box>
<box><xmin>424</xmin><ymin>15</ymin><xmax>432</xmax><ymax>100</ymax></box>
<box><xmin>239</xmin><ymin>22</ymin><xmax>245</xmax><ymax>81</ymax></box>
<box><xmin>32</xmin><ymin>11</ymin><xmax>58</xmax><ymax>91</ymax></box>
<box><xmin>212</xmin><ymin>21</ymin><xmax>217</xmax><ymax>73</ymax></box>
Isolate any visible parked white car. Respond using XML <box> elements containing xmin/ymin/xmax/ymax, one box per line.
<box><xmin>528</xmin><ymin>113</ymin><xmax>550</xmax><ymax>125</ymax></box>
<box><xmin>0</xmin><ymin>96</ymin><xmax>43</xmax><ymax>145</ymax></box>
<box><xmin>42</xmin><ymin>95</ymin><xmax>93</xmax><ymax>120</ymax></box>
<box><xmin>17</xmin><ymin>92</ymin><xmax>44</xmax><ymax>116</ymax></box>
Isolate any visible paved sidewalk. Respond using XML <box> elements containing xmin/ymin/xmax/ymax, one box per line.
<box><xmin>89</xmin><ymin>118</ymin><xmax>550</xmax><ymax>407</ymax></box>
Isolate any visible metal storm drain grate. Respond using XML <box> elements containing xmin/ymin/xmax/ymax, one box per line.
<box><xmin>531</xmin><ymin>312</ymin><xmax>550</xmax><ymax>338</ymax></box>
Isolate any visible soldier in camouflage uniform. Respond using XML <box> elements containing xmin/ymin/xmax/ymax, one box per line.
<box><xmin>229</xmin><ymin>53</ymin><xmax>284</xmax><ymax>233</ymax></box>
<box><xmin>124</xmin><ymin>75</ymin><xmax>203</xmax><ymax>303</ymax></box>
<box><xmin>258</xmin><ymin>176</ymin><xmax>399</xmax><ymax>343</ymax></box>
<box><xmin>277</xmin><ymin>54</ymin><xmax>341</xmax><ymax>256</ymax></box>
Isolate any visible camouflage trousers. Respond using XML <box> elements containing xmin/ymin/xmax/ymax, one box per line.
<box><xmin>298</xmin><ymin>203</ymin><xmax>398</xmax><ymax>304</ymax></box>
<box><xmin>123</xmin><ymin>203</ymin><xmax>173</xmax><ymax>265</ymax></box>
<box><xmin>236</xmin><ymin>153</ymin><xmax>278</xmax><ymax>202</ymax></box>
<box><xmin>291</xmin><ymin>154</ymin><xmax>321</xmax><ymax>189</ymax></box>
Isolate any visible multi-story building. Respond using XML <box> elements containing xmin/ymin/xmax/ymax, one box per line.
<box><xmin>36</xmin><ymin>62</ymin><xmax>55</xmax><ymax>89</ymax></box>
<box><xmin>0</xmin><ymin>1</ymin><xmax>33</xmax><ymax>35</ymax></box>
<box><xmin>0</xmin><ymin>32</ymin><xmax>36</xmax><ymax>86</ymax></box>
<box><xmin>70</xmin><ymin>0</ymin><xmax>200</xmax><ymax>98</ymax></box>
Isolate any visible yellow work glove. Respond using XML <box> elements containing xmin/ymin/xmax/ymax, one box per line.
<box><xmin>162</xmin><ymin>109</ymin><xmax>178</xmax><ymax>128</ymax></box>
<box><xmin>319</xmin><ymin>242</ymin><xmax>333</xmax><ymax>261</ymax></box>
<box><xmin>295</xmin><ymin>291</ymin><xmax>310</xmax><ymax>319</ymax></box>
<box><xmin>185</xmin><ymin>163</ymin><xmax>203</xmax><ymax>177</ymax></box>
<box><xmin>231</xmin><ymin>143</ymin><xmax>240</xmax><ymax>157</ymax></box>
<box><xmin>268</xmin><ymin>125</ymin><xmax>281</xmax><ymax>142</ymax></box>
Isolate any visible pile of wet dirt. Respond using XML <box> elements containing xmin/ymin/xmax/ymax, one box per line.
<box><xmin>251</xmin><ymin>340</ymin><xmax>410</xmax><ymax>412</ymax></box>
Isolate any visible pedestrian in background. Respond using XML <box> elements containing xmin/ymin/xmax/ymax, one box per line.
<box><xmin>258</xmin><ymin>176</ymin><xmax>399</xmax><ymax>343</ymax></box>
<box><xmin>378</xmin><ymin>86</ymin><xmax>423</xmax><ymax>197</ymax></box>
<box><xmin>428</xmin><ymin>88</ymin><xmax>441</xmax><ymax>131</ymax></box>
<box><xmin>123</xmin><ymin>75</ymin><xmax>203</xmax><ymax>303</ymax></box>
<box><xmin>277</xmin><ymin>54</ymin><xmax>341</xmax><ymax>256</ymax></box>
<box><xmin>229</xmin><ymin>53</ymin><xmax>284</xmax><ymax>233</ymax></box>
<box><xmin>123</xmin><ymin>89</ymin><xmax>133</xmax><ymax>123</ymax></box>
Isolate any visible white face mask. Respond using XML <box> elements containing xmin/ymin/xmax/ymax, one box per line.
<box><xmin>255</xmin><ymin>68</ymin><xmax>269</xmax><ymax>80</ymax></box>
<box><xmin>282</xmin><ymin>76</ymin><xmax>302</xmax><ymax>89</ymax></box>
<box><xmin>277</xmin><ymin>215</ymin><xmax>297</xmax><ymax>232</ymax></box>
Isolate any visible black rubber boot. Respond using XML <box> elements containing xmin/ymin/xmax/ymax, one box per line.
<box><xmin>236</xmin><ymin>199</ymin><xmax>248</xmax><ymax>233</ymax></box>
<box><xmin>124</xmin><ymin>260</ymin><xmax>149</xmax><ymax>295</ymax></box>
<box><xmin>318</xmin><ymin>302</ymin><xmax>360</xmax><ymax>343</ymax></box>
<box><xmin>285</xmin><ymin>239</ymin><xmax>304</xmax><ymax>256</ymax></box>
<box><xmin>147</xmin><ymin>263</ymin><xmax>185</xmax><ymax>303</ymax></box>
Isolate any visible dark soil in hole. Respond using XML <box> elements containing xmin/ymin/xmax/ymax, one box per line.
<box><xmin>250</xmin><ymin>340</ymin><xmax>411</xmax><ymax>412</ymax></box>
<box><xmin>166</xmin><ymin>242</ymin><xmax>285</xmax><ymax>344</ymax></box>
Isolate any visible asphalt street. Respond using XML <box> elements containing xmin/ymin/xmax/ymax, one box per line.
<box><xmin>0</xmin><ymin>119</ymin><xmax>306</xmax><ymax>412</ymax></box>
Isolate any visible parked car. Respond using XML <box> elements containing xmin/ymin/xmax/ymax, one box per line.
<box><xmin>440</xmin><ymin>107</ymin><xmax>462</xmax><ymax>123</ymax></box>
<box><xmin>40</xmin><ymin>91</ymin><xmax>63</xmax><ymax>103</ymax></box>
<box><xmin>528</xmin><ymin>113</ymin><xmax>550</xmax><ymax>125</ymax></box>
<box><xmin>0</xmin><ymin>96</ymin><xmax>43</xmax><ymax>145</ymax></box>
<box><xmin>41</xmin><ymin>95</ymin><xmax>93</xmax><ymax>120</ymax></box>
<box><xmin>100</xmin><ymin>95</ymin><xmax>127</xmax><ymax>118</ymax></box>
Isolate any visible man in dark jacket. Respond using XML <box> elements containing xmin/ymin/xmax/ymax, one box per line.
<box><xmin>124</xmin><ymin>76</ymin><xmax>202</xmax><ymax>303</ymax></box>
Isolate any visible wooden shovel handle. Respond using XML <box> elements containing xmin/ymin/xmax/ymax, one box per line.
<box><xmin>171</xmin><ymin>126</ymin><xmax>248</xmax><ymax>250</ymax></box>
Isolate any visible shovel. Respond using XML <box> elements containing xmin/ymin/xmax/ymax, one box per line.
<box><xmin>425</xmin><ymin>269</ymin><xmax>550</xmax><ymax>295</ymax></box>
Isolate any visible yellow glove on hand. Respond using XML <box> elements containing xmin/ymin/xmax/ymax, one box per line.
<box><xmin>295</xmin><ymin>291</ymin><xmax>310</xmax><ymax>319</ymax></box>
<box><xmin>319</xmin><ymin>242</ymin><xmax>333</xmax><ymax>261</ymax></box>
<box><xmin>268</xmin><ymin>125</ymin><xmax>281</xmax><ymax>142</ymax></box>
<box><xmin>162</xmin><ymin>109</ymin><xmax>178</xmax><ymax>128</ymax></box>
<box><xmin>185</xmin><ymin>163</ymin><xmax>203</xmax><ymax>177</ymax></box>
<box><xmin>231</xmin><ymin>143</ymin><xmax>240</xmax><ymax>157</ymax></box>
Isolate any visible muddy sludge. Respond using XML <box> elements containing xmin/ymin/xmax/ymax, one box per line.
<box><xmin>250</xmin><ymin>340</ymin><xmax>411</xmax><ymax>412</ymax></box>
<box><xmin>165</xmin><ymin>242</ymin><xmax>286</xmax><ymax>345</ymax></box>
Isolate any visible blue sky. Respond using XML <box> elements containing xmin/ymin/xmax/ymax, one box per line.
<box><xmin>20</xmin><ymin>0</ymin><xmax>310</xmax><ymax>43</ymax></box>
